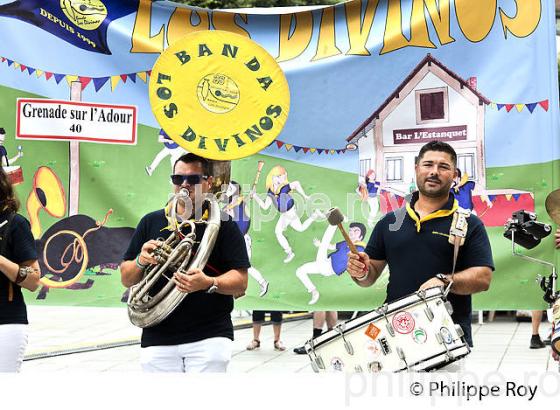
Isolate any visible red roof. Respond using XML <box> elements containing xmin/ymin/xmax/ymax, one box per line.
<box><xmin>346</xmin><ymin>54</ymin><xmax>490</xmax><ymax>142</ymax></box>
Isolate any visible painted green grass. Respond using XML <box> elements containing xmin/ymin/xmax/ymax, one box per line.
<box><xmin>0</xmin><ymin>83</ymin><xmax>555</xmax><ymax>310</ymax></box>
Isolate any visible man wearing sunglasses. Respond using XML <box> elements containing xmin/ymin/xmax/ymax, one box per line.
<box><xmin>120</xmin><ymin>153</ymin><xmax>249</xmax><ymax>373</ymax></box>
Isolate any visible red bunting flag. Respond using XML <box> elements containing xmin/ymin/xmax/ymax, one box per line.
<box><xmin>120</xmin><ymin>74</ymin><xmax>128</xmax><ymax>83</ymax></box>
<box><xmin>79</xmin><ymin>76</ymin><xmax>92</xmax><ymax>90</ymax></box>
<box><xmin>539</xmin><ymin>100</ymin><xmax>549</xmax><ymax>112</ymax></box>
<box><xmin>19</xmin><ymin>64</ymin><xmax>26</xmax><ymax>72</ymax></box>
<box><xmin>275</xmin><ymin>140</ymin><xmax>284</xmax><ymax>148</ymax></box>
<box><xmin>505</xmin><ymin>104</ymin><xmax>515</xmax><ymax>112</ymax></box>
<box><xmin>45</xmin><ymin>72</ymin><xmax>53</xmax><ymax>81</ymax></box>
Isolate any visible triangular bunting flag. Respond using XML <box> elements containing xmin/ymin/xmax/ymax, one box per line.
<box><xmin>330</xmin><ymin>150</ymin><xmax>335</xmax><ymax>154</ymax></box>
<box><xmin>293</xmin><ymin>146</ymin><xmax>302</xmax><ymax>153</ymax></box>
<box><xmin>317</xmin><ymin>149</ymin><xmax>324</xmax><ymax>154</ymax></box>
<box><xmin>303</xmin><ymin>147</ymin><xmax>309</xmax><ymax>153</ymax></box>
<box><xmin>336</xmin><ymin>149</ymin><xmax>342</xmax><ymax>154</ymax></box>
<box><xmin>93</xmin><ymin>77</ymin><xmax>109</xmax><ymax>92</ymax></box>
<box><xmin>310</xmin><ymin>148</ymin><xmax>316</xmax><ymax>154</ymax></box>
<box><xmin>127</xmin><ymin>73</ymin><xmax>137</xmax><ymax>83</ymax></box>
<box><xmin>505</xmin><ymin>104</ymin><xmax>514</xmax><ymax>112</ymax></box>
<box><xmin>111</xmin><ymin>76</ymin><xmax>121</xmax><ymax>91</ymax></box>
<box><xmin>488</xmin><ymin>195</ymin><xmax>497</xmax><ymax>202</ymax></box>
<box><xmin>13</xmin><ymin>62</ymin><xmax>20</xmax><ymax>69</ymax></box>
<box><xmin>35</xmin><ymin>69</ymin><xmax>43</xmax><ymax>78</ymax></box>
<box><xmin>120</xmin><ymin>74</ymin><xmax>128</xmax><ymax>83</ymax></box>
<box><xmin>79</xmin><ymin>76</ymin><xmax>92</xmax><ymax>90</ymax></box>
<box><xmin>54</xmin><ymin>73</ymin><xmax>66</xmax><ymax>84</ymax></box>
<box><xmin>526</xmin><ymin>103</ymin><xmax>537</xmax><ymax>113</ymax></box>
<box><xmin>512</xmin><ymin>194</ymin><xmax>521</xmax><ymax>201</ymax></box>
<box><xmin>45</xmin><ymin>72</ymin><xmax>53</xmax><ymax>81</ymax></box>
<box><xmin>505</xmin><ymin>194</ymin><xmax>512</xmax><ymax>201</ymax></box>
<box><xmin>496</xmin><ymin>104</ymin><xmax>505</xmax><ymax>111</ymax></box>
<box><xmin>137</xmin><ymin>72</ymin><xmax>147</xmax><ymax>83</ymax></box>
<box><xmin>65</xmin><ymin>75</ymin><xmax>79</xmax><ymax>87</ymax></box>
<box><xmin>490</xmin><ymin>103</ymin><xmax>497</xmax><ymax>110</ymax></box>
<box><xmin>0</xmin><ymin>57</ymin><xmax>5</xmax><ymax>62</ymax></box>
<box><xmin>285</xmin><ymin>144</ymin><xmax>293</xmax><ymax>151</ymax></box>
<box><xmin>275</xmin><ymin>140</ymin><xmax>284</xmax><ymax>148</ymax></box>
<box><xmin>515</xmin><ymin>104</ymin><xmax>524</xmax><ymax>112</ymax></box>
<box><xmin>480</xmin><ymin>194</ymin><xmax>489</xmax><ymax>204</ymax></box>
<box><xmin>539</xmin><ymin>100</ymin><xmax>549</xmax><ymax>112</ymax></box>
<box><xmin>19</xmin><ymin>64</ymin><xmax>26</xmax><ymax>72</ymax></box>
<box><xmin>147</xmin><ymin>70</ymin><xmax>152</xmax><ymax>76</ymax></box>
<box><xmin>26</xmin><ymin>67</ymin><xmax>35</xmax><ymax>75</ymax></box>
<box><xmin>6</xmin><ymin>59</ymin><xmax>13</xmax><ymax>66</ymax></box>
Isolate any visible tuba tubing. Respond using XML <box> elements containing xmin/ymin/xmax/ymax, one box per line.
<box><xmin>127</xmin><ymin>194</ymin><xmax>222</xmax><ymax>328</ymax></box>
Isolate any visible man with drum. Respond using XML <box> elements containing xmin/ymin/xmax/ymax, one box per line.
<box><xmin>347</xmin><ymin>141</ymin><xmax>494</xmax><ymax>349</ymax></box>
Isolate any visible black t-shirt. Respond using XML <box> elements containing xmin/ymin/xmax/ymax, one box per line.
<box><xmin>123</xmin><ymin>209</ymin><xmax>250</xmax><ymax>347</ymax></box>
<box><xmin>0</xmin><ymin>213</ymin><xmax>38</xmax><ymax>325</ymax></box>
<box><xmin>365</xmin><ymin>193</ymin><xmax>494</xmax><ymax>347</ymax></box>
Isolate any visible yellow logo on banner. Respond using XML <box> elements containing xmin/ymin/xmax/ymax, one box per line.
<box><xmin>60</xmin><ymin>0</ymin><xmax>108</xmax><ymax>30</ymax></box>
<box><xmin>149</xmin><ymin>30</ymin><xmax>290</xmax><ymax>160</ymax></box>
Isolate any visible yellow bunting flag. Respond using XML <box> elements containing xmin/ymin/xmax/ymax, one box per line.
<box><xmin>111</xmin><ymin>75</ymin><xmax>121</xmax><ymax>91</ymax></box>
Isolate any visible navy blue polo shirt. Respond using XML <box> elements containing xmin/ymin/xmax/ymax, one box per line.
<box><xmin>123</xmin><ymin>209</ymin><xmax>250</xmax><ymax>347</ymax></box>
<box><xmin>365</xmin><ymin>192</ymin><xmax>494</xmax><ymax>346</ymax></box>
<box><xmin>0</xmin><ymin>213</ymin><xmax>38</xmax><ymax>325</ymax></box>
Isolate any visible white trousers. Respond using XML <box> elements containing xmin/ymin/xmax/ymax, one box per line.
<box><xmin>140</xmin><ymin>337</ymin><xmax>232</xmax><ymax>373</ymax></box>
<box><xmin>0</xmin><ymin>324</ymin><xmax>28</xmax><ymax>373</ymax></box>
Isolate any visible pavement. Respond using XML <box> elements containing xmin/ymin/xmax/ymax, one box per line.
<box><xmin>20</xmin><ymin>307</ymin><xmax>559</xmax><ymax>373</ymax></box>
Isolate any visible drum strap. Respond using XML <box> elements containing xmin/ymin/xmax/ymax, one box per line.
<box><xmin>446</xmin><ymin>208</ymin><xmax>470</xmax><ymax>296</ymax></box>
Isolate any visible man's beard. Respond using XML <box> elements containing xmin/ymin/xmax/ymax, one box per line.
<box><xmin>418</xmin><ymin>177</ymin><xmax>452</xmax><ymax>199</ymax></box>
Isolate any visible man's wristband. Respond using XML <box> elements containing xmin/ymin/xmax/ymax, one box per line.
<box><xmin>136</xmin><ymin>254</ymin><xmax>149</xmax><ymax>269</ymax></box>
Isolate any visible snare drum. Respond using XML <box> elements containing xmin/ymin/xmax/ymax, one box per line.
<box><xmin>4</xmin><ymin>165</ymin><xmax>23</xmax><ymax>185</ymax></box>
<box><xmin>304</xmin><ymin>287</ymin><xmax>470</xmax><ymax>372</ymax></box>
<box><xmin>552</xmin><ymin>298</ymin><xmax>560</xmax><ymax>355</ymax></box>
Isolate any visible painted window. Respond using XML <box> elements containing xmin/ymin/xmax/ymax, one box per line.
<box><xmin>415</xmin><ymin>87</ymin><xmax>449</xmax><ymax>124</ymax></box>
<box><xmin>385</xmin><ymin>157</ymin><xmax>403</xmax><ymax>182</ymax></box>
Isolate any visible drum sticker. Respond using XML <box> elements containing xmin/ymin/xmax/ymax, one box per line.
<box><xmin>365</xmin><ymin>323</ymin><xmax>381</xmax><ymax>340</ymax></box>
<box><xmin>365</xmin><ymin>340</ymin><xmax>382</xmax><ymax>360</ymax></box>
<box><xmin>379</xmin><ymin>337</ymin><xmax>391</xmax><ymax>355</ymax></box>
<box><xmin>368</xmin><ymin>361</ymin><xmax>383</xmax><ymax>372</ymax></box>
<box><xmin>440</xmin><ymin>327</ymin><xmax>453</xmax><ymax>344</ymax></box>
<box><xmin>331</xmin><ymin>357</ymin><xmax>344</xmax><ymax>372</ymax></box>
<box><xmin>412</xmin><ymin>328</ymin><xmax>428</xmax><ymax>344</ymax></box>
<box><xmin>392</xmin><ymin>311</ymin><xmax>415</xmax><ymax>334</ymax></box>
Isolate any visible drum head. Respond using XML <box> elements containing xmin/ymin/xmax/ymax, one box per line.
<box><xmin>546</xmin><ymin>189</ymin><xmax>560</xmax><ymax>224</ymax></box>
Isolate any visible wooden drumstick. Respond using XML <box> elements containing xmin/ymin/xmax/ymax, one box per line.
<box><xmin>327</xmin><ymin>207</ymin><xmax>359</xmax><ymax>254</ymax></box>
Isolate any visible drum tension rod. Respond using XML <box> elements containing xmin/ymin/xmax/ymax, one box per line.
<box><xmin>376</xmin><ymin>304</ymin><xmax>395</xmax><ymax>337</ymax></box>
<box><xmin>436</xmin><ymin>331</ymin><xmax>455</xmax><ymax>362</ymax></box>
<box><xmin>396</xmin><ymin>347</ymin><xmax>410</xmax><ymax>371</ymax></box>
<box><xmin>334</xmin><ymin>323</ymin><xmax>354</xmax><ymax>356</ymax></box>
<box><xmin>417</xmin><ymin>290</ymin><xmax>434</xmax><ymax>321</ymax></box>
<box><xmin>306</xmin><ymin>339</ymin><xmax>325</xmax><ymax>371</ymax></box>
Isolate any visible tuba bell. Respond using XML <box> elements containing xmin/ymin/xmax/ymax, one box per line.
<box><xmin>127</xmin><ymin>190</ymin><xmax>221</xmax><ymax>328</ymax></box>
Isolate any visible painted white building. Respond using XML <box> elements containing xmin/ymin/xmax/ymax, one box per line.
<box><xmin>346</xmin><ymin>54</ymin><xmax>489</xmax><ymax>193</ymax></box>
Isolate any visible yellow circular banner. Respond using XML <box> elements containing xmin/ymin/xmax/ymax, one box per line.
<box><xmin>149</xmin><ymin>30</ymin><xmax>290</xmax><ymax>160</ymax></box>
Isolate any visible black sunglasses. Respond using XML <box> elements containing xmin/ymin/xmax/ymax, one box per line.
<box><xmin>170</xmin><ymin>174</ymin><xmax>208</xmax><ymax>186</ymax></box>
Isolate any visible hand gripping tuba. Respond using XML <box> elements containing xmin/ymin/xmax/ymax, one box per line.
<box><xmin>127</xmin><ymin>191</ymin><xmax>221</xmax><ymax>328</ymax></box>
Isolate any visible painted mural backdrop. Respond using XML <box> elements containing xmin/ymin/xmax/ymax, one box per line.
<box><xmin>0</xmin><ymin>0</ymin><xmax>558</xmax><ymax>311</ymax></box>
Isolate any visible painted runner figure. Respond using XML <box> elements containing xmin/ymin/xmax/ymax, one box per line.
<box><xmin>145</xmin><ymin>129</ymin><xmax>187</xmax><ymax>176</ymax></box>
<box><xmin>251</xmin><ymin>165</ymin><xmax>322</xmax><ymax>263</ymax></box>
<box><xmin>223</xmin><ymin>180</ymin><xmax>269</xmax><ymax>297</ymax></box>
<box><xmin>296</xmin><ymin>220</ymin><xmax>366</xmax><ymax>305</ymax></box>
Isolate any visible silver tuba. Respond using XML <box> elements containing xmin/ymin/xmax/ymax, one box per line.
<box><xmin>127</xmin><ymin>190</ymin><xmax>221</xmax><ymax>328</ymax></box>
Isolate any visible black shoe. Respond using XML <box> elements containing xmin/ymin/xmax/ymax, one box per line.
<box><xmin>530</xmin><ymin>335</ymin><xmax>546</xmax><ymax>349</ymax></box>
<box><xmin>293</xmin><ymin>345</ymin><xmax>307</xmax><ymax>355</ymax></box>
<box><xmin>544</xmin><ymin>335</ymin><xmax>552</xmax><ymax>346</ymax></box>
